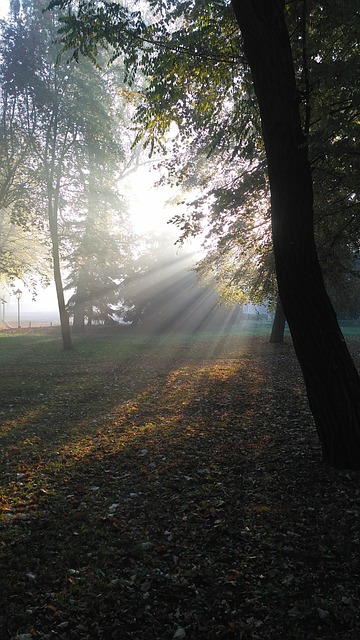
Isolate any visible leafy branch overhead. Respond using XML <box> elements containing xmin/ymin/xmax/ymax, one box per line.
<box><xmin>47</xmin><ymin>0</ymin><xmax>360</xmax><ymax>317</ymax></box>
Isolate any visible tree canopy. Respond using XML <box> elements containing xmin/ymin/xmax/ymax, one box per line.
<box><xmin>0</xmin><ymin>0</ymin><xmax>142</xmax><ymax>347</ymax></box>
<box><xmin>46</xmin><ymin>0</ymin><xmax>360</xmax><ymax>319</ymax></box>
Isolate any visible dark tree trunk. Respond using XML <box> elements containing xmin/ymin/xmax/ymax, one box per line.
<box><xmin>49</xmin><ymin>211</ymin><xmax>73</xmax><ymax>351</ymax></box>
<box><xmin>231</xmin><ymin>0</ymin><xmax>360</xmax><ymax>468</ymax></box>
<box><xmin>46</xmin><ymin>101</ymin><xmax>73</xmax><ymax>352</ymax></box>
<box><xmin>270</xmin><ymin>297</ymin><xmax>286</xmax><ymax>344</ymax></box>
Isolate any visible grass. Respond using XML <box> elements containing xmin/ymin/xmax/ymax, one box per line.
<box><xmin>1</xmin><ymin>323</ymin><xmax>360</xmax><ymax>639</ymax></box>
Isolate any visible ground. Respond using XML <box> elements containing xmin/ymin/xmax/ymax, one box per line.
<box><xmin>1</xmin><ymin>325</ymin><xmax>360</xmax><ymax>639</ymax></box>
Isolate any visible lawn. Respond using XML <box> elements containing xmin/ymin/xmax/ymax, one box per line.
<box><xmin>1</xmin><ymin>324</ymin><xmax>360</xmax><ymax>639</ymax></box>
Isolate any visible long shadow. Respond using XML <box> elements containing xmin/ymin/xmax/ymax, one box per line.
<box><xmin>1</xmin><ymin>333</ymin><xmax>360</xmax><ymax>639</ymax></box>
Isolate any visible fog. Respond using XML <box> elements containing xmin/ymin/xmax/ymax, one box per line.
<box><xmin>0</xmin><ymin>0</ymin><xmax>256</xmax><ymax>336</ymax></box>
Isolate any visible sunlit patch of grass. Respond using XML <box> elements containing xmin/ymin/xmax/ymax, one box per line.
<box><xmin>0</xmin><ymin>348</ymin><xmax>258</xmax><ymax>534</ymax></box>
<box><xmin>0</xmin><ymin>406</ymin><xmax>49</xmax><ymax>437</ymax></box>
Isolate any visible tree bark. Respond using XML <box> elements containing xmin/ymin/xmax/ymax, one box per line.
<box><xmin>49</xmin><ymin>206</ymin><xmax>73</xmax><ymax>351</ymax></box>
<box><xmin>270</xmin><ymin>297</ymin><xmax>286</xmax><ymax>344</ymax></box>
<box><xmin>231</xmin><ymin>0</ymin><xmax>360</xmax><ymax>468</ymax></box>
<box><xmin>44</xmin><ymin>93</ymin><xmax>73</xmax><ymax>352</ymax></box>
<box><xmin>73</xmin><ymin>266</ymin><xmax>87</xmax><ymax>334</ymax></box>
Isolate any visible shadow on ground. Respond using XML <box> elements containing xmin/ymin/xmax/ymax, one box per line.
<box><xmin>1</xmin><ymin>332</ymin><xmax>360</xmax><ymax>639</ymax></box>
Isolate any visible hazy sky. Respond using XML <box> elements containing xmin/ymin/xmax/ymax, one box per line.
<box><xmin>3</xmin><ymin>167</ymin><xmax>178</xmax><ymax>318</ymax></box>
<box><xmin>0</xmin><ymin>1</ymin><xmax>9</xmax><ymax>19</ymax></box>
<box><xmin>126</xmin><ymin>166</ymin><xmax>180</xmax><ymax>233</ymax></box>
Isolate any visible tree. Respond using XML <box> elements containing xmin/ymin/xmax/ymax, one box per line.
<box><xmin>269</xmin><ymin>298</ymin><xmax>286</xmax><ymax>345</ymax></box>
<box><xmin>1</xmin><ymin>0</ymin><xmax>136</xmax><ymax>349</ymax></box>
<box><xmin>230</xmin><ymin>0</ymin><xmax>360</xmax><ymax>468</ymax></box>
<box><xmin>1</xmin><ymin>2</ymin><xmax>79</xmax><ymax>348</ymax></box>
<box><xmin>63</xmin><ymin>68</ymin><xmax>136</xmax><ymax>332</ymax></box>
<box><xmin>65</xmin><ymin>163</ymin><xmax>134</xmax><ymax>331</ymax></box>
<box><xmin>46</xmin><ymin>0</ymin><xmax>360</xmax><ymax>467</ymax></box>
<box><xmin>0</xmin><ymin>37</ymin><xmax>51</xmax><ymax>288</ymax></box>
<box><xmin>0</xmin><ymin>207</ymin><xmax>50</xmax><ymax>288</ymax></box>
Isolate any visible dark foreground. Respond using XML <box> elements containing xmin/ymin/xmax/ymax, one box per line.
<box><xmin>1</xmin><ymin>328</ymin><xmax>360</xmax><ymax>639</ymax></box>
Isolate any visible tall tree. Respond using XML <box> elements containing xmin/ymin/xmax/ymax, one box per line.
<box><xmin>2</xmin><ymin>0</ymin><xmax>136</xmax><ymax>349</ymax></box>
<box><xmin>0</xmin><ymin>29</ymin><xmax>51</xmax><ymax>288</ymax></box>
<box><xmin>230</xmin><ymin>0</ymin><xmax>360</xmax><ymax>468</ymax></box>
<box><xmin>2</xmin><ymin>1</ymin><xmax>78</xmax><ymax>348</ymax></box>
<box><xmin>65</xmin><ymin>159</ymin><xmax>134</xmax><ymax>331</ymax></box>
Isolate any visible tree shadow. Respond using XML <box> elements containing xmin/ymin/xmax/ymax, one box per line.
<box><xmin>1</xmin><ymin>333</ymin><xmax>360</xmax><ymax>639</ymax></box>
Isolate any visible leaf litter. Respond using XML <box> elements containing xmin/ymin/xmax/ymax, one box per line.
<box><xmin>1</xmin><ymin>328</ymin><xmax>360</xmax><ymax>639</ymax></box>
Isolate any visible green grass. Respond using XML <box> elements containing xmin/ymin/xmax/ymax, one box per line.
<box><xmin>1</xmin><ymin>325</ymin><xmax>360</xmax><ymax>640</ymax></box>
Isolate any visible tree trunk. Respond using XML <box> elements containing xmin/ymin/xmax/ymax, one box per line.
<box><xmin>231</xmin><ymin>0</ymin><xmax>360</xmax><ymax>468</ymax></box>
<box><xmin>47</xmin><ymin>162</ymin><xmax>72</xmax><ymax>351</ymax></box>
<box><xmin>45</xmin><ymin>98</ymin><xmax>73</xmax><ymax>352</ymax></box>
<box><xmin>270</xmin><ymin>297</ymin><xmax>286</xmax><ymax>344</ymax></box>
<box><xmin>49</xmin><ymin>209</ymin><xmax>73</xmax><ymax>351</ymax></box>
<box><xmin>73</xmin><ymin>267</ymin><xmax>87</xmax><ymax>334</ymax></box>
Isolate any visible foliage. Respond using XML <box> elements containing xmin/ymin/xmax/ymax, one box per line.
<box><xmin>0</xmin><ymin>208</ymin><xmax>50</xmax><ymax>285</ymax></box>
<box><xmin>65</xmin><ymin>199</ymin><xmax>136</xmax><ymax>327</ymax></box>
<box><xmin>0</xmin><ymin>12</ymin><xmax>51</xmax><ymax>283</ymax></box>
<box><xmin>0</xmin><ymin>0</ymin><xmax>101</xmax><ymax>348</ymax></box>
<box><xmin>0</xmin><ymin>0</ymin><xmax>141</xmax><ymax>342</ymax></box>
<box><xmin>300</xmin><ymin>0</ymin><xmax>360</xmax><ymax>316</ymax></box>
<box><xmin>45</xmin><ymin>0</ymin><xmax>360</xmax><ymax>317</ymax></box>
<box><xmin>159</xmin><ymin>0</ymin><xmax>360</xmax><ymax>314</ymax></box>
<box><xmin>63</xmin><ymin>76</ymin><xmax>137</xmax><ymax>328</ymax></box>
<box><xmin>1</xmin><ymin>326</ymin><xmax>360</xmax><ymax>637</ymax></box>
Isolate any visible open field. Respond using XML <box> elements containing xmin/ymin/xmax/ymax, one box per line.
<box><xmin>1</xmin><ymin>325</ymin><xmax>360</xmax><ymax>639</ymax></box>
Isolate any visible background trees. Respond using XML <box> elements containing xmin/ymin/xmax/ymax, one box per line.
<box><xmin>0</xmin><ymin>0</ymin><xmax>138</xmax><ymax>347</ymax></box>
<box><xmin>0</xmin><ymin>8</ymin><xmax>50</xmax><ymax>286</ymax></box>
<box><xmin>118</xmin><ymin>229</ymin><xmax>241</xmax><ymax>333</ymax></box>
<box><xmin>65</xmin><ymin>165</ymin><xmax>135</xmax><ymax>331</ymax></box>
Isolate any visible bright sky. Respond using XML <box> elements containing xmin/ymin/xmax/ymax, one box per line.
<box><xmin>126</xmin><ymin>166</ymin><xmax>181</xmax><ymax>234</ymax></box>
<box><xmin>0</xmin><ymin>1</ymin><xmax>9</xmax><ymax>19</ymax></box>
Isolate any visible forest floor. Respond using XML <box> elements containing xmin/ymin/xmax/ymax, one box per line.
<box><xmin>1</xmin><ymin>325</ymin><xmax>360</xmax><ymax>640</ymax></box>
